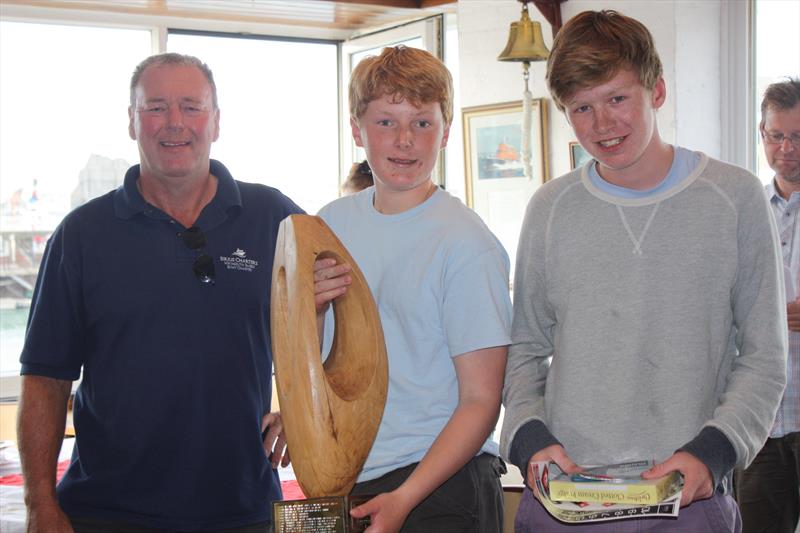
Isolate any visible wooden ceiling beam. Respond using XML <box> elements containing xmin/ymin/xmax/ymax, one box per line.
<box><xmin>1</xmin><ymin>0</ymin><xmax>457</xmax><ymax>35</ymax></box>
<box><xmin>325</xmin><ymin>0</ymin><xmax>455</xmax><ymax>7</ymax></box>
<box><xmin>532</xmin><ymin>0</ymin><xmax>566</xmax><ymax>37</ymax></box>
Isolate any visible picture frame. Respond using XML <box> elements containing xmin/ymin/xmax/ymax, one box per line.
<box><xmin>462</xmin><ymin>100</ymin><xmax>549</xmax><ymax>209</ymax></box>
<box><xmin>569</xmin><ymin>141</ymin><xmax>592</xmax><ymax>170</ymax></box>
<box><xmin>461</xmin><ymin>99</ymin><xmax>549</xmax><ymax>275</ymax></box>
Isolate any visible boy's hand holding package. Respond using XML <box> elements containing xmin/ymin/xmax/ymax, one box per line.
<box><xmin>642</xmin><ymin>451</ymin><xmax>712</xmax><ymax>507</ymax></box>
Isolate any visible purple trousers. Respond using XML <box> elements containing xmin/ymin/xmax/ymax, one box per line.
<box><xmin>514</xmin><ymin>486</ymin><xmax>741</xmax><ymax>532</ymax></box>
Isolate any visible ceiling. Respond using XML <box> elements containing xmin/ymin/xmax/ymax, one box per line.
<box><xmin>1</xmin><ymin>0</ymin><xmax>458</xmax><ymax>40</ymax></box>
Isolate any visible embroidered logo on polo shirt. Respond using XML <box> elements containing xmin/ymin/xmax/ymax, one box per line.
<box><xmin>220</xmin><ymin>248</ymin><xmax>259</xmax><ymax>272</ymax></box>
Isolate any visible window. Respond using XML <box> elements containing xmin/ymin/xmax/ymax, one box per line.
<box><xmin>753</xmin><ymin>0</ymin><xmax>800</xmax><ymax>184</ymax></box>
<box><xmin>0</xmin><ymin>23</ymin><xmax>341</xmax><ymax>398</ymax></box>
<box><xmin>0</xmin><ymin>21</ymin><xmax>151</xmax><ymax>393</ymax></box>
<box><xmin>1</xmin><ymin>10</ymin><xmax>455</xmax><ymax>400</ymax></box>
<box><xmin>168</xmin><ymin>32</ymin><xmax>340</xmax><ymax>213</ymax></box>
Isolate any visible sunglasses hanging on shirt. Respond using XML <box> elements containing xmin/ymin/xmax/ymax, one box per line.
<box><xmin>179</xmin><ymin>226</ymin><xmax>215</xmax><ymax>285</ymax></box>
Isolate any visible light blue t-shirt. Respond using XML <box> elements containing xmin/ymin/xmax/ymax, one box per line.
<box><xmin>587</xmin><ymin>145</ymin><xmax>702</xmax><ymax>198</ymax></box>
<box><xmin>318</xmin><ymin>186</ymin><xmax>512</xmax><ymax>482</ymax></box>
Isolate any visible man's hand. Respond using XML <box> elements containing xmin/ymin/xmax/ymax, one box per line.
<box><xmin>642</xmin><ymin>451</ymin><xmax>713</xmax><ymax>507</ymax></box>
<box><xmin>527</xmin><ymin>444</ymin><xmax>581</xmax><ymax>496</ymax></box>
<box><xmin>261</xmin><ymin>412</ymin><xmax>290</xmax><ymax>469</ymax></box>
<box><xmin>313</xmin><ymin>258</ymin><xmax>352</xmax><ymax>315</ymax></box>
<box><xmin>26</xmin><ymin>501</ymin><xmax>74</xmax><ymax>533</ymax></box>
<box><xmin>787</xmin><ymin>299</ymin><xmax>800</xmax><ymax>333</ymax></box>
<box><xmin>350</xmin><ymin>490</ymin><xmax>415</xmax><ymax>533</ymax></box>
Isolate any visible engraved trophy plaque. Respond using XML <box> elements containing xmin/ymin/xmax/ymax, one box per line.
<box><xmin>271</xmin><ymin>215</ymin><xmax>388</xmax><ymax>533</ymax></box>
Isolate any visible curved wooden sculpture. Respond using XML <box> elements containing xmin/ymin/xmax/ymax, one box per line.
<box><xmin>271</xmin><ymin>214</ymin><xmax>388</xmax><ymax>498</ymax></box>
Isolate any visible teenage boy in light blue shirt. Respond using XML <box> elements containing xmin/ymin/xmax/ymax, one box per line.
<box><xmin>313</xmin><ymin>46</ymin><xmax>512</xmax><ymax>533</ymax></box>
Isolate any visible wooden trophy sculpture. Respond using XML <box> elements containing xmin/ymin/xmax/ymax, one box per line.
<box><xmin>271</xmin><ymin>215</ymin><xmax>388</xmax><ymax>533</ymax></box>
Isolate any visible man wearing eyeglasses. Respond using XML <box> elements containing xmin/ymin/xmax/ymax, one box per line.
<box><xmin>736</xmin><ymin>77</ymin><xmax>800</xmax><ymax>533</ymax></box>
<box><xmin>16</xmin><ymin>53</ymin><xmax>302</xmax><ymax>532</ymax></box>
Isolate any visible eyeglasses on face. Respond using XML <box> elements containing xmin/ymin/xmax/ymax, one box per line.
<box><xmin>762</xmin><ymin>130</ymin><xmax>800</xmax><ymax>147</ymax></box>
<box><xmin>179</xmin><ymin>226</ymin><xmax>215</xmax><ymax>285</ymax></box>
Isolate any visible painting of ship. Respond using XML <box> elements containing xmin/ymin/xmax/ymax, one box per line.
<box><xmin>476</xmin><ymin>124</ymin><xmax>525</xmax><ymax>179</ymax></box>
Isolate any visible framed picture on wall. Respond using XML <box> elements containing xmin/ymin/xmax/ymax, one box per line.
<box><xmin>462</xmin><ymin>99</ymin><xmax>548</xmax><ymax>209</ymax></box>
<box><xmin>569</xmin><ymin>141</ymin><xmax>592</xmax><ymax>170</ymax></box>
<box><xmin>461</xmin><ymin>99</ymin><xmax>549</xmax><ymax>278</ymax></box>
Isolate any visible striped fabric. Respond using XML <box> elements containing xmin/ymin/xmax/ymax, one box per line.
<box><xmin>766</xmin><ymin>181</ymin><xmax>799</xmax><ymax>438</ymax></box>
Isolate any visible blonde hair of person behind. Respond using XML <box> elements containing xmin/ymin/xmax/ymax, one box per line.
<box><xmin>341</xmin><ymin>160</ymin><xmax>374</xmax><ymax>195</ymax></box>
<box><xmin>546</xmin><ymin>10</ymin><xmax>663</xmax><ymax>112</ymax></box>
<box><xmin>349</xmin><ymin>45</ymin><xmax>454</xmax><ymax>127</ymax></box>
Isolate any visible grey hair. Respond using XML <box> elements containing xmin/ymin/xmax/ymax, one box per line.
<box><xmin>129</xmin><ymin>53</ymin><xmax>218</xmax><ymax>109</ymax></box>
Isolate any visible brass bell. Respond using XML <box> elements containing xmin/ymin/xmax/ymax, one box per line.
<box><xmin>498</xmin><ymin>3</ymin><xmax>550</xmax><ymax>63</ymax></box>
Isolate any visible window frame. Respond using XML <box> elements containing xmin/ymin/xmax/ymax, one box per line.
<box><xmin>720</xmin><ymin>0</ymin><xmax>756</xmax><ymax>173</ymax></box>
<box><xmin>339</xmin><ymin>15</ymin><xmax>446</xmax><ymax>187</ymax></box>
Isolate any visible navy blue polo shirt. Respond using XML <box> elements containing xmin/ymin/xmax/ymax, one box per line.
<box><xmin>20</xmin><ymin>160</ymin><xmax>303</xmax><ymax>530</ymax></box>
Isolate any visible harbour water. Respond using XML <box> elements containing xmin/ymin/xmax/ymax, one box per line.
<box><xmin>0</xmin><ymin>305</ymin><xmax>29</xmax><ymax>377</ymax></box>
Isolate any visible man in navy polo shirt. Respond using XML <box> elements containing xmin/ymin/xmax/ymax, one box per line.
<box><xmin>17</xmin><ymin>53</ymin><xmax>302</xmax><ymax>532</ymax></box>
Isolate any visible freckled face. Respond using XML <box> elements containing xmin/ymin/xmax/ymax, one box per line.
<box><xmin>564</xmin><ymin>68</ymin><xmax>666</xmax><ymax>185</ymax></box>
<box><xmin>351</xmin><ymin>94</ymin><xmax>449</xmax><ymax>195</ymax></box>
<box><xmin>128</xmin><ymin>64</ymin><xmax>220</xmax><ymax>183</ymax></box>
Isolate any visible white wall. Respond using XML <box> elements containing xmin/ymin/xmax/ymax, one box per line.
<box><xmin>456</xmin><ymin>0</ymin><xmax>723</xmax><ymax>186</ymax></box>
<box><xmin>674</xmin><ymin>1</ymin><xmax>722</xmax><ymax>156</ymax></box>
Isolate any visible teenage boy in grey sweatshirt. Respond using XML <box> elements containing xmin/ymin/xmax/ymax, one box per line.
<box><xmin>500</xmin><ymin>10</ymin><xmax>787</xmax><ymax>532</ymax></box>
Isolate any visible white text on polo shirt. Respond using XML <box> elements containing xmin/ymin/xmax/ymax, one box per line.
<box><xmin>220</xmin><ymin>248</ymin><xmax>259</xmax><ymax>272</ymax></box>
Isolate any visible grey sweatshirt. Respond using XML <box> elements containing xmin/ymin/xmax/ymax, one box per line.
<box><xmin>501</xmin><ymin>154</ymin><xmax>787</xmax><ymax>490</ymax></box>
